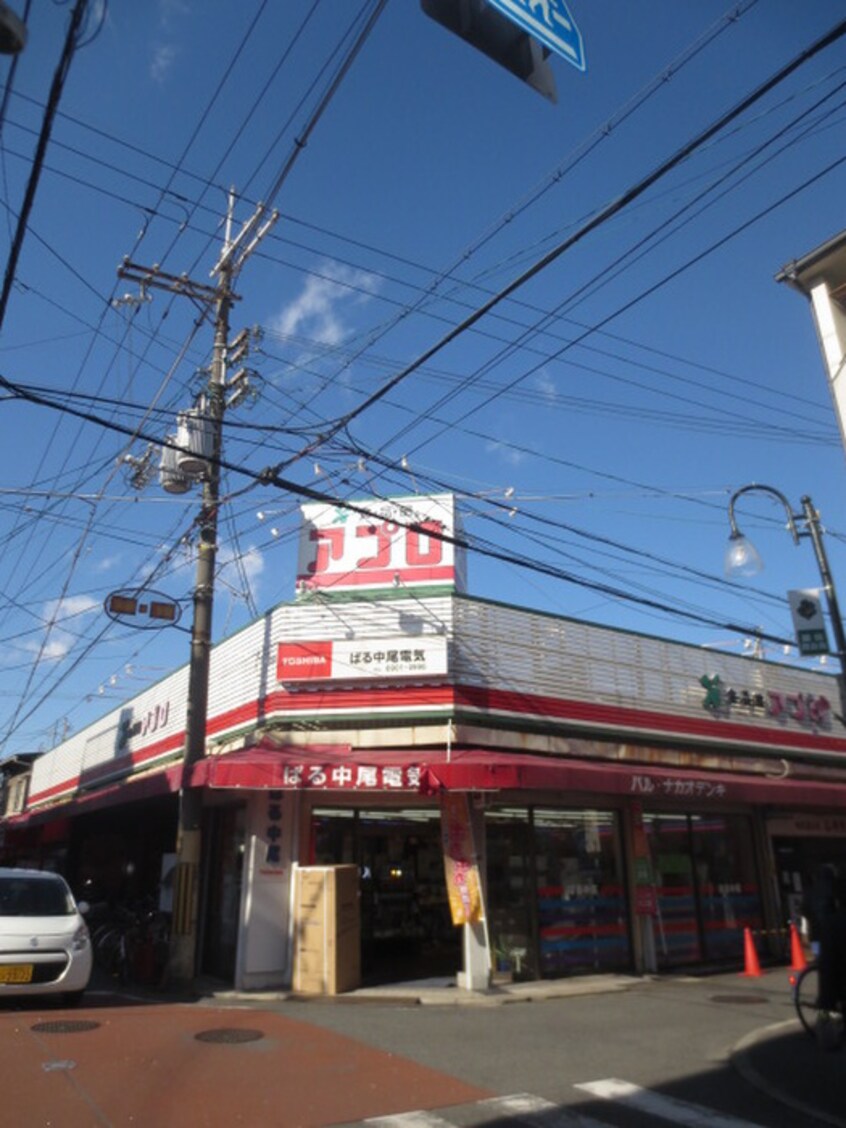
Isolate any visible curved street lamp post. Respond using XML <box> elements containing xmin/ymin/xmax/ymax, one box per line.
<box><xmin>725</xmin><ymin>484</ymin><xmax>846</xmax><ymax>716</ymax></box>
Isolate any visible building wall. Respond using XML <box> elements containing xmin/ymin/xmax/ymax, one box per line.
<box><xmin>26</xmin><ymin>592</ymin><xmax>846</xmax><ymax>811</ymax></box>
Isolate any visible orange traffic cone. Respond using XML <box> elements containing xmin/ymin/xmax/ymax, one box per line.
<box><xmin>739</xmin><ymin>926</ymin><xmax>762</xmax><ymax>977</ymax></box>
<box><xmin>789</xmin><ymin>922</ymin><xmax>807</xmax><ymax>971</ymax></box>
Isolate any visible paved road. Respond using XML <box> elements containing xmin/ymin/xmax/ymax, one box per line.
<box><xmin>0</xmin><ymin>968</ymin><xmax>841</xmax><ymax>1127</ymax></box>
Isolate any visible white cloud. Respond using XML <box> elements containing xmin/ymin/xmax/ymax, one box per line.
<box><xmin>44</xmin><ymin>595</ymin><xmax>101</xmax><ymax>621</ymax></box>
<box><xmin>19</xmin><ymin>595</ymin><xmax>103</xmax><ymax>663</ymax></box>
<box><xmin>150</xmin><ymin>0</ymin><xmax>188</xmax><ymax>83</ymax></box>
<box><xmin>485</xmin><ymin>440</ymin><xmax>527</xmax><ymax>467</ymax></box>
<box><xmin>91</xmin><ymin>553</ymin><xmax>121</xmax><ymax>574</ymax></box>
<box><xmin>217</xmin><ymin>543</ymin><xmax>265</xmax><ymax>603</ymax></box>
<box><xmin>150</xmin><ymin>43</ymin><xmax>179</xmax><ymax>84</ymax></box>
<box><xmin>159</xmin><ymin>0</ymin><xmax>190</xmax><ymax>28</ymax></box>
<box><xmin>270</xmin><ymin>262</ymin><xmax>380</xmax><ymax>348</ymax></box>
<box><xmin>534</xmin><ymin>369</ymin><xmax>557</xmax><ymax>403</ymax></box>
<box><xmin>31</xmin><ymin>637</ymin><xmax>73</xmax><ymax>662</ymax></box>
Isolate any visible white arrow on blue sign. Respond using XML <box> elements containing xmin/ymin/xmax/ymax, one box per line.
<box><xmin>486</xmin><ymin>0</ymin><xmax>586</xmax><ymax>72</ymax></box>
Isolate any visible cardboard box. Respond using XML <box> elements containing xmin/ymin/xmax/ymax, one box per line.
<box><xmin>292</xmin><ymin>865</ymin><xmax>361</xmax><ymax>995</ymax></box>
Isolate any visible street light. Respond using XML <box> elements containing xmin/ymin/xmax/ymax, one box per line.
<box><xmin>725</xmin><ymin>484</ymin><xmax>846</xmax><ymax>714</ymax></box>
<box><xmin>0</xmin><ymin>3</ymin><xmax>26</xmax><ymax>54</ymax></box>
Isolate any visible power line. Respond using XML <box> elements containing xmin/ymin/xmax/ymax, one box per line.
<box><xmin>257</xmin><ymin>16</ymin><xmax>846</xmax><ymax>478</ymax></box>
<box><xmin>0</xmin><ymin>0</ymin><xmax>89</xmax><ymax>331</ymax></box>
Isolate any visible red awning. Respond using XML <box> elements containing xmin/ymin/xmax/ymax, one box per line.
<box><xmin>5</xmin><ymin>762</ymin><xmax>184</xmax><ymax>828</ymax></box>
<box><xmin>186</xmin><ymin>742</ymin><xmax>846</xmax><ymax>809</ymax></box>
<box><xmin>187</xmin><ymin>744</ymin><xmax>439</xmax><ymax>795</ymax></box>
<box><xmin>428</xmin><ymin>750</ymin><xmax>846</xmax><ymax>807</ymax></box>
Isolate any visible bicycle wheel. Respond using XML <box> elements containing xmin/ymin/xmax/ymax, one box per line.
<box><xmin>794</xmin><ymin>964</ymin><xmax>821</xmax><ymax>1037</ymax></box>
<box><xmin>93</xmin><ymin>925</ymin><xmax>124</xmax><ymax>976</ymax></box>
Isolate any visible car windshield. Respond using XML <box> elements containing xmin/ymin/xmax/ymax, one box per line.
<box><xmin>0</xmin><ymin>875</ymin><xmax>74</xmax><ymax>917</ymax></box>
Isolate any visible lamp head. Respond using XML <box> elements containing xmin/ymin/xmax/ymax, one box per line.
<box><xmin>0</xmin><ymin>3</ymin><xmax>26</xmax><ymax>54</ymax></box>
<box><xmin>725</xmin><ymin>531</ymin><xmax>764</xmax><ymax>578</ymax></box>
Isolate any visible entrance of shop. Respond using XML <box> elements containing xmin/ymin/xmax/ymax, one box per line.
<box><xmin>772</xmin><ymin>830</ymin><xmax>846</xmax><ymax>927</ymax></box>
<box><xmin>311</xmin><ymin>807</ymin><xmax>460</xmax><ymax>985</ymax></box>
<box><xmin>200</xmin><ymin>804</ymin><xmax>245</xmax><ymax>981</ymax></box>
<box><xmin>644</xmin><ymin>811</ymin><xmax>763</xmax><ymax>969</ymax></box>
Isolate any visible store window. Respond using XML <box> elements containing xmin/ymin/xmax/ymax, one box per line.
<box><xmin>486</xmin><ymin>806</ymin><xmax>630</xmax><ymax>980</ymax></box>
<box><xmin>534</xmin><ymin>808</ymin><xmax>630</xmax><ymax>977</ymax></box>
<box><xmin>486</xmin><ymin>808</ymin><xmax>534</xmax><ymax>980</ymax></box>
<box><xmin>645</xmin><ymin>812</ymin><xmax>762</xmax><ymax>969</ymax></box>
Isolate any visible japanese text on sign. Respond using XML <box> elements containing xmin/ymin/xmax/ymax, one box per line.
<box><xmin>277</xmin><ymin>636</ymin><xmax>448</xmax><ymax>683</ymax></box>
<box><xmin>700</xmin><ymin>675</ymin><xmax>831</xmax><ymax>727</ymax></box>
<box><xmin>631</xmin><ymin>774</ymin><xmax>728</xmax><ymax>799</ymax></box>
<box><xmin>296</xmin><ymin>495</ymin><xmax>464</xmax><ymax>594</ymax></box>
<box><xmin>276</xmin><ymin>763</ymin><xmax>423</xmax><ymax>791</ymax></box>
<box><xmin>264</xmin><ymin>790</ymin><xmax>284</xmax><ymax>868</ymax></box>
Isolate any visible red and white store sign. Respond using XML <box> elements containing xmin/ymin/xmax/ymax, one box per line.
<box><xmin>275</xmin><ymin>761</ymin><xmax>424</xmax><ymax>790</ymax></box>
<box><xmin>296</xmin><ymin>494</ymin><xmax>464</xmax><ymax>594</ymax></box>
<box><xmin>277</xmin><ymin>636</ymin><xmax>449</xmax><ymax>683</ymax></box>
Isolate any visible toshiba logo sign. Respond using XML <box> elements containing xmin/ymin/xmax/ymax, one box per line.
<box><xmin>277</xmin><ymin>641</ymin><xmax>333</xmax><ymax>681</ymax></box>
<box><xmin>277</xmin><ymin>637</ymin><xmax>449</xmax><ymax>684</ymax></box>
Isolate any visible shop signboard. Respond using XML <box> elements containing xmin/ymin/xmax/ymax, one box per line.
<box><xmin>277</xmin><ymin>636</ymin><xmax>448</xmax><ymax>683</ymax></box>
<box><xmin>698</xmin><ymin>673</ymin><xmax>831</xmax><ymax>728</ymax></box>
<box><xmin>296</xmin><ymin>494</ymin><xmax>465</xmax><ymax>595</ymax></box>
<box><xmin>767</xmin><ymin>814</ymin><xmax>846</xmax><ymax>838</ymax></box>
<box><xmin>273</xmin><ymin>761</ymin><xmax>424</xmax><ymax>792</ymax></box>
<box><xmin>788</xmin><ymin>588</ymin><xmax>830</xmax><ymax>656</ymax></box>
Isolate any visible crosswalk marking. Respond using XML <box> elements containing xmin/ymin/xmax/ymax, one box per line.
<box><xmin>574</xmin><ymin>1078</ymin><xmax>767</xmax><ymax>1128</ymax></box>
<box><xmin>363</xmin><ymin>1091</ymin><xmax>613</xmax><ymax>1127</ymax></box>
<box><xmin>363</xmin><ymin>1112</ymin><xmax>451</xmax><ymax>1127</ymax></box>
<box><xmin>474</xmin><ymin>1093</ymin><xmax>608</xmax><ymax>1126</ymax></box>
<box><xmin>361</xmin><ymin>1079</ymin><xmax>768</xmax><ymax>1128</ymax></box>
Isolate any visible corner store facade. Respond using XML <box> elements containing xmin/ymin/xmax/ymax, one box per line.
<box><xmin>4</xmin><ymin>494</ymin><xmax>846</xmax><ymax>991</ymax></box>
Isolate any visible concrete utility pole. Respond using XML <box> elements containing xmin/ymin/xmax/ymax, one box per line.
<box><xmin>118</xmin><ymin>192</ymin><xmax>277</xmax><ymax>984</ymax></box>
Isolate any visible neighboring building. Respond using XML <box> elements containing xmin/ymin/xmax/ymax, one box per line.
<box><xmin>3</xmin><ymin>494</ymin><xmax>846</xmax><ymax>992</ymax></box>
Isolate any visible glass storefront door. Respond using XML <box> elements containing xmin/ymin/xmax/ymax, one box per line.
<box><xmin>311</xmin><ymin>807</ymin><xmax>460</xmax><ymax>984</ymax></box>
<box><xmin>645</xmin><ymin>812</ymin><xmax>762</xmax><ymax>969</ymax></box>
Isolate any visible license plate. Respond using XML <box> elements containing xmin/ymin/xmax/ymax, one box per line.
<box><xmin>0</xmin><ymin>964</ymin><xmax>33</xmax><ymax>984</ymax></box>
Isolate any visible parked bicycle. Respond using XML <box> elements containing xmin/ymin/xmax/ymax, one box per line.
<box><xmin>792</xmin><ymin>962</ymin><xmax>844</xmax><ymax>1047</ymax></box>
<box><xmin>92</xmin><ymin>899</ymin><xmax>171</xmax><ymax>987</ymax></box>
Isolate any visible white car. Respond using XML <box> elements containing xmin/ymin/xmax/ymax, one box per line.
<box><xmin>0</xmin><ymin>868</ymin><xmax>92</xmax><ymax>1005</ymax></box>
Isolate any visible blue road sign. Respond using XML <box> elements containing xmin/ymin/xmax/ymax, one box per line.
<box><xmin>486</xmin><ymin>0</ymin><xmax>586</xmax><ymax>72</ymax></box>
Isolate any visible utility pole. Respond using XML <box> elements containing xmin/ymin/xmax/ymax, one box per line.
<box><xmin>118</xmin><ymin>192</ymin><xmax>277</xmax><ymax>985</ymax></box>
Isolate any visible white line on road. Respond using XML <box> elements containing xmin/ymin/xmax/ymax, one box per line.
<box><xmin>574</xmin><ymin>1078</ymin><xmax>767</xmax><ymax>1127</ymax></box>
<box><xmin>363</xmin><ymin>1111</ymin><xmax>451</xmax><ymax>1127</ymax></box>
<box><xmin>364</xmin><ymin>1092</ymin><xmax>610</xmax><ymax>1127</ymax></box>
<box><xmin>475</xmin><ymin>1092</ymin><xmax>609</xmax><ymax>1126</ymax></box>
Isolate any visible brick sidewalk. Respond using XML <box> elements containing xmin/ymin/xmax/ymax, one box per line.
<box><xmin>0</xmin><ymin>997</ymin><xmax>490</xmax><ymax>1127</ymax></box>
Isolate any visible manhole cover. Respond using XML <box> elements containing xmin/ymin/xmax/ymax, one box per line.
<box><xmin>710</xmin><ymin>994</ymin><xmax>769</xmax><ymax>1005</ymax></box>
<box><xmin>31</xmin><ymin>1020</ymin><xmax>101</xmax><ymax>1034</ymax></box>
<box><xmin>195</xmin><ymin>1027</ymin><xmax>264</xmax><ymax>1044</ymax></box>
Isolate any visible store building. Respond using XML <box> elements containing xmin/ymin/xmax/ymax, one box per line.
<box><xmin>4</xmin><ymin>493</ymin><xmax>846</xmax><ymax>993</ymax></box>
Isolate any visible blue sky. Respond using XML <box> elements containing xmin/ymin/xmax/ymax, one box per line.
<box><xmin>2</xmin><ymin>0</ymin><xmax>846</xmax><ymax>758</ymax></box>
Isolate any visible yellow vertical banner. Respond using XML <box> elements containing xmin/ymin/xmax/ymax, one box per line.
<box><xmin>440</xmin><ymin>793</ymin><xmax>484</xmax><ymax>925</ymax></box>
